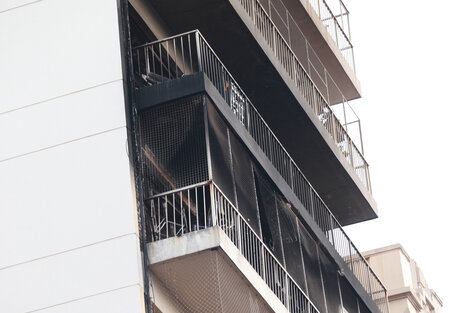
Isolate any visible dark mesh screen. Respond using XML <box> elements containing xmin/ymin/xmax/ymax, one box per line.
<box><xmin>319</xmin><ymin>248</ymin><xmax>342</xmax><ymax>313</ymax></box>
<box><xmin>277</xmin><ymin>196</ymin><xmax>307</xmax><ymax>293</ymax></box>
<box><xmin>206</xmin><ymin>98</ymin><xmax>236</xmax><ymax>203</ymax></box>
<box><xmin>340</xmin><ymin>277</ymin><xmax>359</xmax><ymax>313</ymax></box>
<box><xmin>254</xmin><ymin>167</ymin><xmax>284</xmax><ymax>264</ymax></box>
<box><xmin>299</xmin><ymin>223</ymin><xmax>327</xmax><ymax>312</ymax></box>
<box><xmin>359</xmin><ymin>299</ymin><xmax>371</xmax><ymax>313</ymax></box>
<box><xmin>138</xmin><ymin>95</ymin><xmax>208</xmax><ymax>197</ymax></box>
<box><xmin>230</xmin><ymin>132</ymin><xmax>260</xmax><ymax>234</ymax></box>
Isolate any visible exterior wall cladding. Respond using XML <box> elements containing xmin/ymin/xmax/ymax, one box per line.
<box><xmin>0</xmin><ymin>1</ymin><xmax>387</xmax><ymax>313</ymax></box>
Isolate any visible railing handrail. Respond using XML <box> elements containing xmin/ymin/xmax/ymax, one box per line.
<box><xmin>132</xmin><ymin>29</ymin><xmax>199</xmax><ymax>50</ymax></box>
<box><xmin>145</xmin><ymin>180</ymin><xmax>211</xmax><ymax>200</ymax></box>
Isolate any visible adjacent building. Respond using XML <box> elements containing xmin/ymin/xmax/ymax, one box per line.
<box><xmin>0</xmin><ymin>0</ymin><xmax>389</xmax><ymax>312</ymax></box>
<box><xmin>363</xmin><ymin>245</ymin><xmax>443</xmax><ymax>313</ymax></box>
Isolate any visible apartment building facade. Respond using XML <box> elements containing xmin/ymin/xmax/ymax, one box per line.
<box><xmin>0</xmin><ymin>0</ymin><xmax>388</xmax><ymax>313</ymax></box>
<box><xmin>363</xmin><ymin>245</ymin><xmax>443</xmax><ymax>313</ymax></box>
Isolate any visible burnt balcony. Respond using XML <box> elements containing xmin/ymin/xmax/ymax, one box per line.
<box><xmin>146</xmin><ymin>182</ymin><xmax>318</xmax><ymax>313</ymax></box>
<box><xmin>145</xmin><ymin>182</ymin><xmax>389</xmax><ymax>313</ymax></box>
<box><xmin>131</xmin><ymin>0</ymin><xmax>376</xmax><ymax>225</ymax></box>
<box><xmin>132</xmin><ymin>31</ymin><xmax>388</xmax><ymax>313</ymax></box>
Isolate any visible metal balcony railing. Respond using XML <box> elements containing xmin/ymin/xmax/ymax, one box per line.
<box><xmin>132</xmin><ymin>31</ymin><xmax>387</xmax><ymax>313</ymax></box>
<box><xmin>146</xmin><ymin>181</ymin><xmax>319</xmax><ymax>313</ymax></box>
<box><xmin>309</xmin><ymin>0</ymin><xmax>354</xmax><ymax>70</ymax></box>
<box><xmin>255</xmin><ymin>0</ymin><xmax>355</xmax><ymax>73</ymax></box>
<box><xmin>237</xmin><ymin>0</ymin><xmax>370</xmax><ymax>192</ymax></box>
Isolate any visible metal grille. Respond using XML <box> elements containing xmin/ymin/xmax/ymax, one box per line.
<box><xmin>138</xmin><ymin>95</ymin><xmax>208</xmax><ymax>197</ymax></box>
<box><xmin>298</xmin><ymin>223</ymin><xmax>327</xmax><ymax>312</ymax></box>
<box><xmin>206</xmin><ymin>99</ymin><xmax>236</xmax><ymax>204</ymax></box>
<box><xmin>229</xmin><ymin>130</ymin><xmax>260</xmax><ymax>235</ymax></box>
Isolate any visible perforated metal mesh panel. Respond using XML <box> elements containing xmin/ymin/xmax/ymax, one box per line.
<box><xmin>341</xmin><ymin>276</ymin><xmax>360</xmax><ymax>313</ymax></box>
<box><xmin>138</xmin><ymin>95</ymin><xmax>209</xmax><ymax>197</ymax></box>
<box><xmin>298</xmin><ymin>223</ymin><xmax>327</xmax><ymax>312</ymax></box>
<box><xmin>319</xmin><ymin>248</ymin><xmax>342</xmax><ymax>313</ymax></box>
<box><xmin>152</xmin><ymin>248</ymin><xmax>275</xmax><ymax>313</ymax></box>
<box><xmin>229</xmin><ymin>130</ymin><xmax>260</xmax><ymax>235</ymax></box>
<box><xmin>254</xmin><ymin>167</ymin><xmax>285</xmax><ymax>265</ymax></box>
<box><xmin>276</xmin><ymin>197</ymin><xmax>307</xmax><ymax>294</ymax></box>
<box><xmin>206</xmin><ymin>98</ymin><xmax>236</xmax><ymax>203</ymax></box>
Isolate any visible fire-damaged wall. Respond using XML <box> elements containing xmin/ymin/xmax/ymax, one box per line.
<box><xmin>138</xmin><ymin>93</ymin><xmax>371</xmax><ymax>313</ymax></box>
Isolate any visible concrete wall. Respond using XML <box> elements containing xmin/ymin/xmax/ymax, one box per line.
<box><xmin>0</xmin><ymin>0</ymin><xmax>144</xmax><ymax>312</ymax></box>
<box><xmin>364</xmin><ymin>245</ymin><xmax>443</xmax><ymax>313</ymax></box>
<box><xmin>388</xmin><ymin>298</ymin><xmax>418</xmax><ymax>313</ymax></box>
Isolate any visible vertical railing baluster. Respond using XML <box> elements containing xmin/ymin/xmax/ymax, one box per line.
<box><xmin>180</xmin><ymin>191</ymin><xmax>184</xmax><ymax>235</ymax></box>
<box><xmin>173</xmin><ymin>193</ymin><xmax>176</xmax><ymax>236</ymax></box>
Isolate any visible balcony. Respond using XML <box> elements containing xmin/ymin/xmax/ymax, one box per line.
<box><xmin>132</xmin><ymin>31</ymin><xmax>388</xmax><ymax>313</ymax></box>
<box><xmin>131</xmin><ymin>0</ymin><xmax>376</xmax><ymax>225</ymax></box>
<box><xmin>277</xmin><ymin>0</ymin><xmax>359</xmax><ymax>98</ymax></box>
<box><xmin>146</xmin><ymin>182</ymin><xmax>317</xmax><ymax>313</ymax></box>
<box><xmin>145</xmin><ymin>181</ymin><xmax>388</xmax><ymax>313</ymax></box>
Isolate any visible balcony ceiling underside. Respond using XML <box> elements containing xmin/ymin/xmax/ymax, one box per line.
<box><xmin>145</xmin><ymin>0</ymin><xmax>377</xmax><ymax>225</ymax></box>
<box><xmin>148</xmin><ymin>228</ymin><xmax>286</xmax><ymax>313</ymax></box>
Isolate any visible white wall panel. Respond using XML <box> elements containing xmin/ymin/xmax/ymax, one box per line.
<box><xmin>0</xmin><ymin>235</ymin><xmax>142</xmax><ymax>313</ymax></box>
<box><xmin>0</xmin><ymin>128</ymin><xmax>137</xmax><ymax>269</ymax></box>
<box><xmin>0</xmin><ymin>0</ymin><xmax>123</xmax><ymax>113</ymax></box>
<box><xmin>0</xmin><ymin>0</ymin><xmax>38</xmax><ymax>13</ymax></box>
<box><xmin>33</xmin><ymin>285</ymin><xmax>144</xmax><ymax>313</ymax></box>
<box><xmin>0</xmin><ymin>80</ymin><xmax>126</xmax><ymax>161</ymax></box>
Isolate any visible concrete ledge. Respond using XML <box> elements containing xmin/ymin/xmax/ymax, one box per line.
<box><xmin>147</xmin><ymin>227</ymin><xmax>289</xmax><ymax>313</ymax></box>
<box><xmin>147</xmin><ymin>227</ymin><xmax>222</xmax><ymax>264</ymax></box>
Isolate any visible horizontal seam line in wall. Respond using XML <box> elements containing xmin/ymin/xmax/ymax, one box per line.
<box><xmin>0</xmin><ymin>79</ymin><xmax>123</xmax><ymax>116</ymax></box>
<box><xmin>0</xmin><ymin>0</ymin><xmax>44</xmax><ymax>14</ymax></box>
<box><xmin>0</xmin><ymin>125</ymin><xmax>126</xmax><ymax>164</ymax></box>
<box><xmin>25</xmin><ymin>283</ymin><xmax>141</xmax><ymax>313</ymax></box>
<box><xmin>0</xmin><ymin>232</ymin><xmax>137</xmax><ymax>271</ymax></box>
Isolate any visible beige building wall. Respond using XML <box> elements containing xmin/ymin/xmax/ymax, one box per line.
<box><xmin>363</xmin><ymin>244</ymin><xmax>443</xmax><ymax>313</ymax></box>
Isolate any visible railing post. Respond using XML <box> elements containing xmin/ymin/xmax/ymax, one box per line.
<box><xmin>289</xmin><ymin>160</ymin><xmax>294</xmax><ymax>189</ymax></box>
<box><xmin>348</xmin><ymin>137</ymin><xmax>355</xmax><ymax>168</ymax></box>
<box><xmin>236</xmin><ymin>211</ymin><xmax>242</xmax><ymax>249</ymax></box>
<box><xmin>210</xmin><ymin>183</ymin><xmax>217</xmax><ymax>227</ymax></box>
<box><xmin>246</xmin><ymin>101</ymin><xmax>251</xmax><ymax>134</ymax></box>
<box><xmin>144</xmin><ymin>46</ymin><xmax>150</xmax><ymax>75</ymax></box>
<box><xmin>285</xmin><ymin>274</ymin><xmax>290</xmax><ymax>311</ymax></box>
<box><xmin>331</xmin><ymin>113</ymin><xmax>338</xmax><ymax>144</ymax></box>
<box><xmin>366</xmin><ymin>164</ymin><xmax>372</xmax><ymax>193</ymax></box>
<box><xmin>334</xmin><ymin>21</ymin><xmax>339</xmax><ymax>46</ymax></box>
<box><xmin>260</xmin><ymin>240</ymin><xmax>266</xmax><ymax>280</ymax></box>
<box><xmin>292</xmin><ymin>54</ymin><xmax>297</xmax><ymax>86</ymax></box>
<box><xmin>195</xmin><ymin>31</ymin><xmax>202</xmax><ymax>72</ymax></box>
<box><xmin>317</xmin><ymin>0</ymin><xmax>321</xmax><ymax>19</ymax></box>
<box><xmin>367</xmin><ymin>265</ymin><xmax>373</xmax><ymax>297</ymax></box>
<box><xmin>329</xmin><ymin>215</ymin><xmax>336</xmax><ymax>248</ymax></box>
<box><xmin>348</xmin><ymin>241</ymin><xmax>354</xmax><ymax>273</ymax></box>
